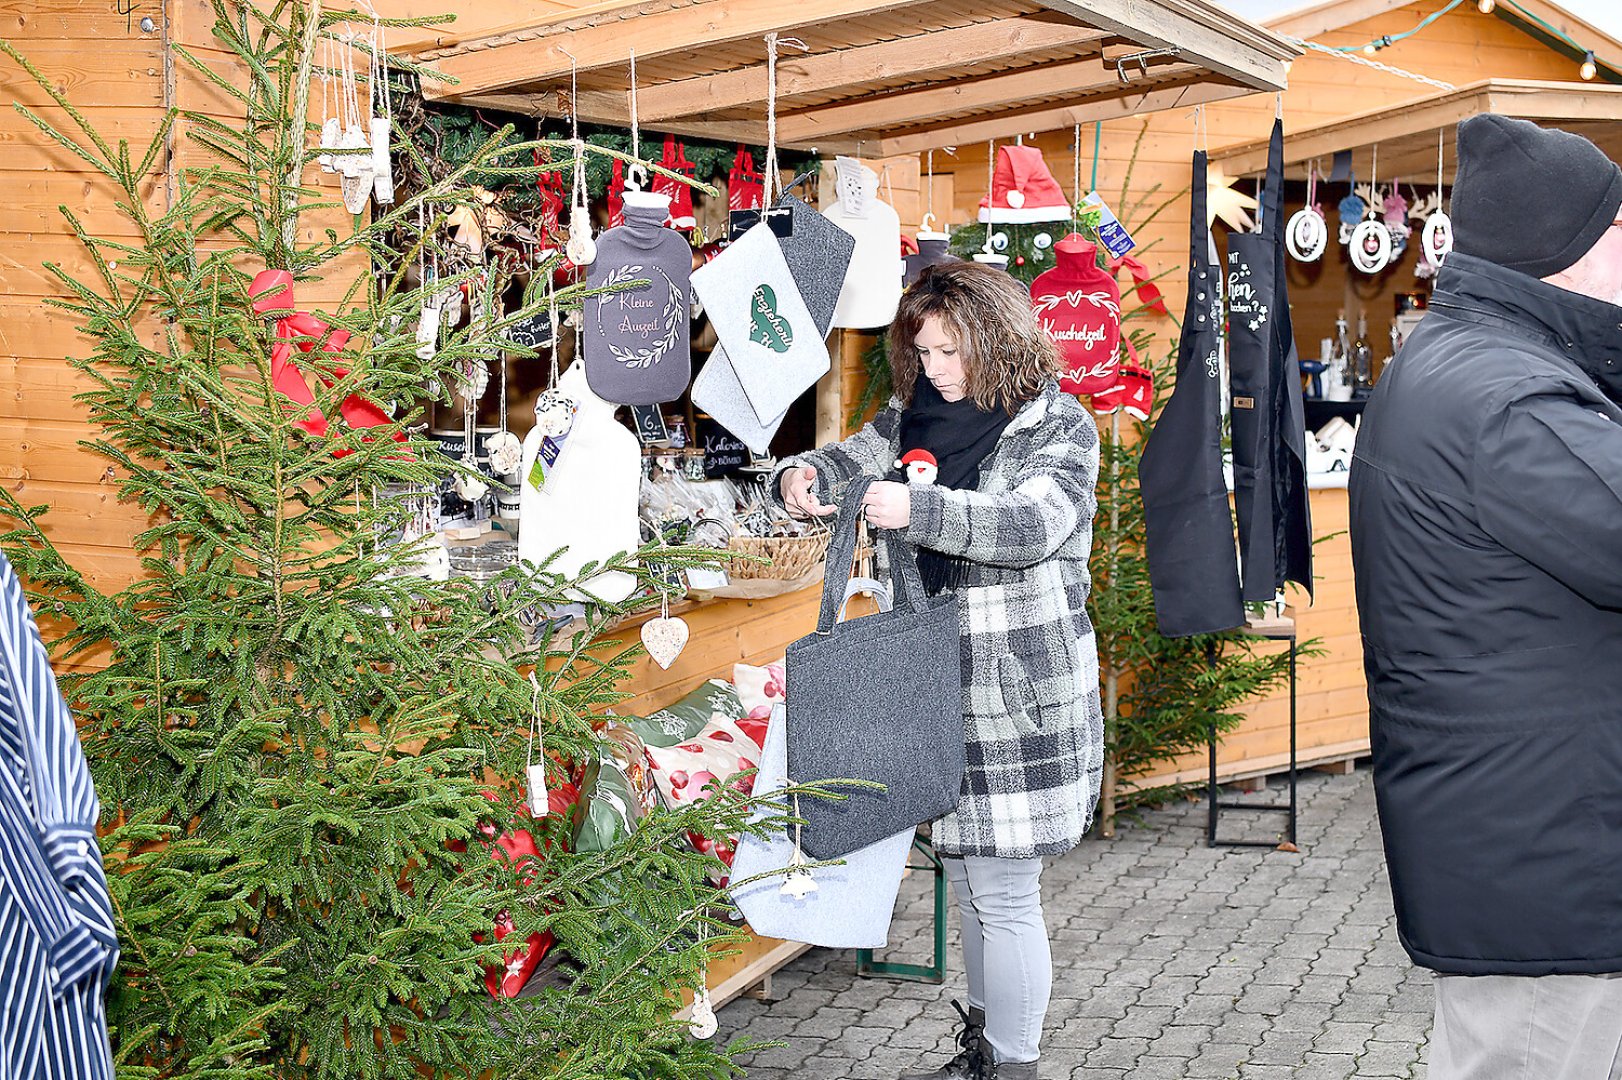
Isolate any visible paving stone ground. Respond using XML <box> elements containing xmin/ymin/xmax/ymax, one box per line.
<box><xmin>715</xmin><ymin>764</ymin><xmax>1433</xmax><ymax>1079</ymax></box>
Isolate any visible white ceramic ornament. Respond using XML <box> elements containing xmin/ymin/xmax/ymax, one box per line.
<box><xmin>1350</xmin><ymin>218</ymin><xmax>1393</xmax><ymax>274</ymax></box>
<box><xmin>688</xmin><ymin>989</ymin><xmax>718</xmax><ymax>1040</ymax></box>
<box><xmin>780</xmin><ymin>868</ymin><xmax>818</xmax><ymax>898</ymax></box>
<box><xmin>566</xmin><ymin>203</ymin><xmax>596</xmax><ymax>266</ymax></box>
<box><xmin>415</xmin><ymin>299</ymin><xmax>442</xmax><ymax>360</ymax></box>
<box><xmin>1286</xmin><ymin>208</ymin><xmax>1328</xmax><ymax>262</ymax></box>
<box><xmin>453</xmin><ymin>471</ymin><xmax>489</xmax><ymax>502</ymax></box>
<box><xmin>526</xmin><ymin>762</ymin><xmax>548</xmax><ymax>817</ymax></box>
<box><xmin>534</xmin><ymin>389</ymin><xmax>577</xmax><ymax>437</ymax></box>
<box><xmin>640</xmin><ymin>615</ymin><xmax>690</xmax><ymax>670</ymax></box>
<box><xmin>319</xmin><ymin>117</ymin><xmax>341</xmax><ymax>173</ymax></box>
<box><xmin>1423</xmin><ymin>211</ymin><xmax>1453</xmax><ymax>269</ymax></box>
<box><xmin>485</xmin><ymin>430</ymin><xmax>524</xmax><ymax>477</ymax></box>
<box><xmin>338</xmin><ymin>126</ymin><xmax>374</xmax><ymax>215</ymax></box>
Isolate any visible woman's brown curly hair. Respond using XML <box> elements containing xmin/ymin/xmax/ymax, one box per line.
<box><xmin>888</xmin><ymin>261</ymin><xmax>1061</xmax><ymax>415</ymax></box>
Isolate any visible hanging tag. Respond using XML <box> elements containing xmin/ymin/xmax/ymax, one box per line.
<box><xmin>525</xmin><ymin>762</ymin><xmax>549</xmax><ymax>817</ymax></box>
<box><xmin>370</xmin><ymin>116</ymin><xmax>395</xmax><ymax>205</ymax></box>
<box><xmin>729</xmin><ymin>206</ymin><xmax>795</xmax><ymax>239</ymax></box>
<box><xmin>834</xmin><ymin>156</ymin><xmax>871</xmax><ymax>218</ymax></box>
<box><xmin>1080</xmin><ymin>193</ymin><xmax>1136</xmax><ymax>259</ymax></box>
<box><xmin>630</xmin><ymin>404</ymin><xmax>671</xmax><ymax>445</ymax></box>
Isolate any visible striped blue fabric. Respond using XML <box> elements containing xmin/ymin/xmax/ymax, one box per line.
<box><xmin>0</xmin><ymin>551</ymin><xmax>117</xmax><ymax>1080</ymax></box>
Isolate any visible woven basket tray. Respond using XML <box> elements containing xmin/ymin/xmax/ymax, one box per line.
<box><xmin>724</xmin><ymin>529</ymin><xmax>833</xmax><ymax>581</ymax></box>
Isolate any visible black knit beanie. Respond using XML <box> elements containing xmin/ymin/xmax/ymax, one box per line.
<box><xmin>1452</xmin><ymin>115</ymin><xmax>1622</xmax><ymax>278</ymax></box>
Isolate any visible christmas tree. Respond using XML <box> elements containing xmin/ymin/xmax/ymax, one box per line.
<box><xmin>0</xmin><ymin>3</ymin><xmax>809</xmax><ymax>1077</ymax></box>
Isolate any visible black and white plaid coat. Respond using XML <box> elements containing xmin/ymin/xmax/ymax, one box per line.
<box><xmin>778</xmin><ymin>381</ymin><xmax>1103</xmax><ymax>859</ymax></box>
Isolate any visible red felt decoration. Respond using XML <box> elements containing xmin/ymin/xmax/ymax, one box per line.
<box><xmin>728</xmin><ymin>145</ymin><xmax>765</xmax><ymax>213</ymax></box>
<box><xmin>1090</xmin><ymin>338</ymin><xmax>1154</xmax><ymax>421</ymax></box>
<box><xmin>651</xmin><ymin>135</ymin><xmax>697</xmax><ymax>230</ymax></box>
<box><xmin>607</xmin><ymin>157</ymin><xmax>627</xmax><ymax>230</ymax></box>
<box><xmin>533</xmin><ymin>152</ymin><xmax>567</xmax><ymax>244</ymax></box>
<box><xmin>1030</xmin><ymin>235</ymin><xmax>1123</xmax><ymax>396</ymax></box>
<box><xmin>1108</xmin><ymin>252</ymin><xmax>1169</xmax><ymax>317</ymax></box>
<box><xmin>250</xmin><ymin>270</ymin><xmax>405</xmax><ymax>452</ymax></box>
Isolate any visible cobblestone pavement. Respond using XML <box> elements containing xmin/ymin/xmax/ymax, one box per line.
<box><xmin>716</xmin><ymin>764</ymin><xmax>1433</xmax><ymax>1079</ymax></box>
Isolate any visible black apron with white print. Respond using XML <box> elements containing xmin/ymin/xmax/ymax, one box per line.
<box><xmin>1225</xmin><ymin>119</ymin><xmax>1312</xmax><ymax>604</ymax></box>
<box><xmin>1140</xmin><ymin>151</ymin><xmax>1245</xmax><ymax>637</ymax></box>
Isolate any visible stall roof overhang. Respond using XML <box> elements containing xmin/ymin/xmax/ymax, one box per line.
<box><xmin>401</xmin><ymin>0</ymin><xmax>1299</xmax><ymax>156</ymax></box>
<box><xmin>1213</xmin><ymin>78</ymin><xmax>1622</xmax><ymax>183</ymax></box>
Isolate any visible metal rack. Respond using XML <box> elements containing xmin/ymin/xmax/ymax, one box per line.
<box><xmin>1207</xmin><ymin>613</ymin><xmax>1298</xmax><ymax>848</ymax></box>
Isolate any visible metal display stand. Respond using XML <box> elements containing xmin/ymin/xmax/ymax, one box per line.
<box><xmin>1206</xmin><ymin>612</ymin><xmax>1298</xmax><ymax>848</ymax></box>
<box><xmin>856</xmin><ymin>831</ymin><xmax>947</xmax><ymax>984</ymax></box>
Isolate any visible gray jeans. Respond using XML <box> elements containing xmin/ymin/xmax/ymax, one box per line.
<box><xmin>1432</xmin><ymin>973</ymin><xmax>1622</xmax><ymax>1080</ymax></box>
<box><xmin>942</xmin><ymin>854</ymin><xmax>1051</xmax><ymax>1065</ymax></box>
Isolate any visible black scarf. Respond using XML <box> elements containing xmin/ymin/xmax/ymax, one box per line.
<box><xmin>892</xmin><ymin>376</ymin><xmax>1017</xmax><ymax>595</ymax></box>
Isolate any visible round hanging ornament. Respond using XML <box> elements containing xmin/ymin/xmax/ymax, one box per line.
<box><xmin>1286</xmin><ymin>166</ymin><xmax>1328</xmax><ymax>263</ymax></box>
<box><xmin>1350</xmin><ymin>217</ymin><xmax>1393</xmax><ymax>274</ymax></box>
<box><xmin>1423</xmin><ymin>211</ymin><xmax>1453</xmax><ymax>269</ymax></box>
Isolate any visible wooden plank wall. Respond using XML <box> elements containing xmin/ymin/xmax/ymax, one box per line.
<box><xmin>928</xmin><ymin>2</ymin><xmax>1583</xmax><ymax>786</ymax></box>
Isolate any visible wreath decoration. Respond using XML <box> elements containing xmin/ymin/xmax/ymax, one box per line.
<box><xmin>596</xmin><ymin>264</ymin><xmax>685</xmax><ymax>370</ymax></box>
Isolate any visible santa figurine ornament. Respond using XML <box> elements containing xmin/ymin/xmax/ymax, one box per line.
<box><xmin>896</xmin><ymin>448</ymin><xmax>939</xmax><ymax>486</ymax></box>
<box><xmin>1029</xmin><ymin>234</ymin><xmax>1122</xmax><ymax>396</ymax></box>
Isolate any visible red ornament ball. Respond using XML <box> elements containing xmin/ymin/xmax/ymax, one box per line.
<box><xmin>1015</xmin><ymin>256</ymin><xmax>1026</xmax><ymax>267</ymax></box>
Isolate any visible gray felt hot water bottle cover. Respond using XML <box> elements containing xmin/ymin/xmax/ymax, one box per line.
<box><xmin>584</xmin><ymin>191</ymin><xmax>692</xmax><ymax>406</ymax></box>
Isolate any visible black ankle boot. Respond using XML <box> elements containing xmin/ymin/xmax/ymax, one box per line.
<box><xmin>899</xmin><ymin>1000</ymin><xmax>984</xmax><ymax>1080</ymax></box>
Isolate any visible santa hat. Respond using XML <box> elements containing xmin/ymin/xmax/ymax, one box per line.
<box><xmin>978</xmin><ymin>145</ymin><xmax>1072</xmax><ymax>224</ymax></box>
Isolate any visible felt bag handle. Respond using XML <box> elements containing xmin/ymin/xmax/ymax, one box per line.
<box><xmin>815</xmin><ymin>476</ymin><xmax>931</xmax><ymax>634</ymax></box>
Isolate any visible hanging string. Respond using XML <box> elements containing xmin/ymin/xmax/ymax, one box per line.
<box><xmin>1072</xmin><ymin>124</ymin><xmax>1082</xmax><ymax>210</ymax></box>
<box><xmin>1436</xmin><ymin>128</ymin><xmax>1444</xmax><ymax>195</ymax></box>
<box><xmin>629</xmin><ymin>48</ymin><xmax>640</xmax><ymax>163</ymax></box>
<box><xmin>1194</xmin><ymin>104</ymin><xmax>1207</xmax><ymax>152</ymax></box>
<box><xmin>548</xmin><ymin>285</ymin><xmax>561</xmax><ymax>388</ymax></box>
<box><xmin>762</xmin><ymin>34</ymin><xmax>808</xmax><ymax>203</ymax></box>
<box><xmin>980</xmin><ymin>143</ymin><xmax>994</xmax><ymax>243</ymax></box>
<box><xmin>1371</xmin><ymin>143</ymin><xmax>1380</xmax><ymax>204</ymax></box>
<box><xmin>926</xmin><ymin>149</ymin><xmax>935</xmax><ymax>221</ymax></box>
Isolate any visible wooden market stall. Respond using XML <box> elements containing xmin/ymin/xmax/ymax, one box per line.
<box><xmin>925</xmin><ymin>0</ymin><xmax>1622</xmax><ymax>793</ymax></box>
<box><xmin>391</xmin><ymin>0</ymin><xmax>1297</xmax><ymax>1000</ymax></box>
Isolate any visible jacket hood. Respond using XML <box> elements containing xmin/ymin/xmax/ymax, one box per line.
<box><xmin>1433</xmin><ymin>252</ymin><xmax>1622</xmax><ymax>399</ymax></box>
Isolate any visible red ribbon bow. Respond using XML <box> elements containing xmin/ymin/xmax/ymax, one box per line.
<box><xmin>250</xmin><ymin>269</ymin><xmax>403</xmax><ymax>450</ymax></box>
<box><xmin>1107</xmin><ymin>254</ymin><xmax>1168</xmax><ymax>317</ymax></box>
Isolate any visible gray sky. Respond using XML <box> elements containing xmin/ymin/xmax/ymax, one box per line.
<box><xmin>1218</xmin><ymin>0</ymin><xmax>1622</xmax><ymax>37</ymax></box>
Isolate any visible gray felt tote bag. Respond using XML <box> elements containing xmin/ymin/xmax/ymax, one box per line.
<box><xmin>785</xmin><ymin>477</ymin><xmax>966</xmax><ymax>860</ymax></box>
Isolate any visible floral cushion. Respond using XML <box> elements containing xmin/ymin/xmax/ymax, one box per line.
<box><xmin>732</xmin><ymin>660</ymin><xmax>786</xmax><ymax>743</ymax></box>
<box><xmin>628</xmin><ymin>679</ymin><xmax>768</xmax><ymax>883</ymax></box>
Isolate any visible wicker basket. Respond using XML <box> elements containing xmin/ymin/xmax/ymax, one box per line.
<box><xmin>724</xmin><ymin>528</ymin><xmax>833</xmax><ymax>581</ymax></box>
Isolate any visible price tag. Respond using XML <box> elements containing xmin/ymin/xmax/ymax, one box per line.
<box><xmin>1080</xmin><ymin>193</ymin><xmax>1137</xmax><ymax>259</ymax></box>
<box><xmin>630</xmin><ymin>405</ymin><xmax>671</xmax><ymax>446</ymax></box>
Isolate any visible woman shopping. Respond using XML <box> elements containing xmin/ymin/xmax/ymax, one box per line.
<box><xmin>777</xmin><ymin>261</ymin><xmax>1103</xmax><ymax>1080</ymax></box>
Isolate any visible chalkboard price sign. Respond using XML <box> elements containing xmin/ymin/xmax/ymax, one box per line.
<box><xmin>630</xmin><ymin>405</ymin><xmax>671</xmax><ymax>446</ymax></box>
<box><xmin>697</xmin><ymin>414</ymin><xmax>749</xmax><ymax>478</ymax></box>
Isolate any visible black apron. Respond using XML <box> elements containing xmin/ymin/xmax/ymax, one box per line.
<box><xmin>1139</xmin><ymin>151</ymin><xmax>1245</xmax><ymax>637</ymax></box>
<box><xmin>1226</xmin><ymin>119</ymin><xmax>1312</xmax><ymax>603</ymax></box>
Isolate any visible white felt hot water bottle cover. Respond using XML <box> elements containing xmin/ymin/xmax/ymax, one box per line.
<box><xmin>691</xmin><ymin>222</ymin><xmax>828</xmax><ymax>425</ymax></box>
<box><xmin>824</xmin><ymin>158</ymin><xmax>902</xmax><ymax>329</ymax></box>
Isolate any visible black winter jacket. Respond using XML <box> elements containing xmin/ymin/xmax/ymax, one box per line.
<box><xmin>1350</xmin><ymin>253</ymin><xmax>1622</xmax><ymax>975</ymax></box>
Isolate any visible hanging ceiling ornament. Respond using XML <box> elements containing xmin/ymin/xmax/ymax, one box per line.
<box><xmin>1286</xmin><ymin>164</ymin><xmax>1328</xmax><ymax>263</ymax></box>
<box><xmin>1349</xmin><ymin>146</ymin><xmax>1393</xmax><ymax>275</ymax></box>
<box><xmin>1205</xmin><ymin>162</ymin><xmax>1259</xmax><ymax>233</ymax></box>
<box><xmin>1422</xmin><ymin>130</ymin><xmax>1453</xmax><ymax>269</ymax></box>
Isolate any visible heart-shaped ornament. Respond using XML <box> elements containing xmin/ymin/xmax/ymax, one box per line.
<box><xmin>641</xmin><ymin>615</ymin><xmax>690</xmax><ymax>670</ymax></box>
<box><xmin>748</xmin><ymin>284</ymin><xmax>794</xmax><ymax>353</ymax></box>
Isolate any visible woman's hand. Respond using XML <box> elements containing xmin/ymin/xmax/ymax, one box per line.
<box><xmin>861</xmin><ymin>481</ymin><xmax>912</xmax><ymax>530</ymax></box>
<box><xmin>781</xmin><ymin>465</ymin><xmax>836</xmax><ymax>520</ymax></box>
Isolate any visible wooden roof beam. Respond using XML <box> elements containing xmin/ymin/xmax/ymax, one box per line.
<box><xmin>875</xmin><ymin>77</ymin><xmax>1251</xmax><ymax>156</ymax></box>
<box><xmin>1042</xmin><ymin>0</ymin><xmax>1293</xmax><ymax>91</ymax></box>
<box><xmin>632</xmin><ymin>17</ymin><xmax>1111</xmax><ymax>121</ymax></box>
<box><xmin>457</xmin><ymin>92</ymin><xmax>861</xmax><ymax>152</ymax></box>
<box><xmin>417</xmin><ymin>0</ymin><xmax>939</xmax><ymax>102</ymax></box>
<box><xmin>778</xmin><ymin>57</ymin><xmax>1202</xmax><ymax>142</ymax></box>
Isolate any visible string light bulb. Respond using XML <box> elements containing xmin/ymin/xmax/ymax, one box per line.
<box><xmin>1477</xmin><ymin>0</ymin><xmax>1495</xmax><ymax>11</ymax></box>
<box><xmin>1582</xmin><ymin>50</ymin><xmax>1598</xmax><ymax>80</ymax></box>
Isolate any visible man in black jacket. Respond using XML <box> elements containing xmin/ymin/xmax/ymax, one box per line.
<box><xmin>1351</xmin><ymin>114</ymin><xmax>1622</xmax><ymax>1079</ymax></box>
